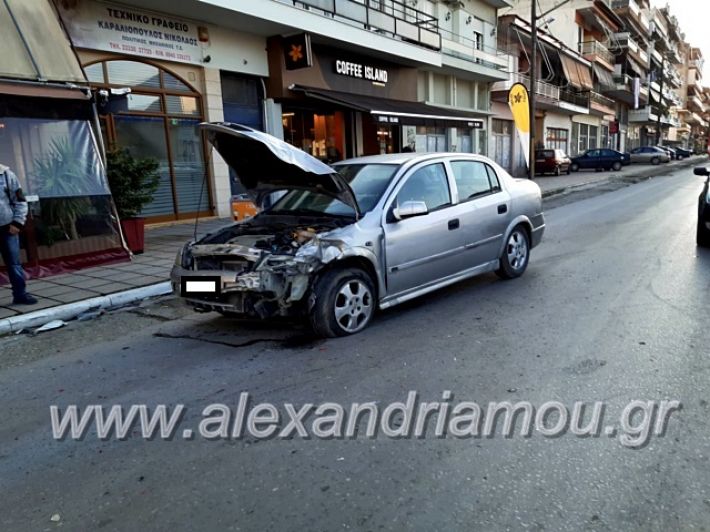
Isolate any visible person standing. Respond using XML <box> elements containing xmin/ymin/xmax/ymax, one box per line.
<box><xmin>0</xmin><ymin>164</ymin><xmax>36</xmax><ymax>305</ymax></box>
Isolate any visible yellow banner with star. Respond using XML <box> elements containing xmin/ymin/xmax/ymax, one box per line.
<box><xmin>508</xmin><ymin>83</ymin><xmax>530</xmax><ymax>170</ymax></box>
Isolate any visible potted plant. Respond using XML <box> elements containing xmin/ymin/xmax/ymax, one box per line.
<box><xmin>106</xmin><ymin>149</ymin><xmax>160</xmax><ymax>254</ymax></box>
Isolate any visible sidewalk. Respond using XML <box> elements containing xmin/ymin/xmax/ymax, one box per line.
<box><xmin>0</xmin><ymin>217</ymin><xmax>229</xmax><ymax>322</ymax></box>
<box><xmin>1</xmin><ymin>155</ymin><xmax>706</xmax><ymax>331</ymax></box>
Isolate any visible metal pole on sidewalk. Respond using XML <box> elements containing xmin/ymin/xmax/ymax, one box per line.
<box><xmin>529</xmin><ymin>0</ymin><xmax>537</xmax><ymax>180</ymax></box>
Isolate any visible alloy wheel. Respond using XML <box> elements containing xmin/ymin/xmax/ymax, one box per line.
<box><xmin>334</xmin><ymin>280</ymin><xmax>374</xmax><ymax>334</ymax></box>
<box><xmin>506</xmin><ymin>230</ymin><xmax>528</xmax><ymax>271</ymax></box>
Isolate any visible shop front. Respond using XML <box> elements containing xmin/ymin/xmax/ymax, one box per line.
<box><xmin>266</xmin><ymin>38</ymin><xmax>485</xmax><ymax>161</ymax></box>
<box><xmin>57</xmin><ymin>0</ymin><xmax>269</xmax><ymax>221</ymax></box>
<box><xmin>0</xmin><ymin>0</ymin><xmax>129</xmax><ymax>283</ymax></box>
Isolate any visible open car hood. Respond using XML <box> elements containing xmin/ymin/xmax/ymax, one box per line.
<box><xmin>200</xmin><ymin>123</ymin><xmax>360</xmax><ymax>216</ymax></box>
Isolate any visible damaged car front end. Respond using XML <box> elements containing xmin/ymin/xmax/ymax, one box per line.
<box><xmin>172</xmin><ymin>216</ymin><xmax>353</xmax><ymax>318</ymax></box>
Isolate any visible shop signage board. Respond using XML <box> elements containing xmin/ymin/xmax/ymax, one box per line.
<box><xmin>58</xmin><ymin>2</ymin><xmax>203</xmax><ymax>65</ymax></box>
<box><xmin>334</xmin><ymin>60</ymin><xmax>389</xmax><ymax>84</ymax></box>
<box><xmin>283</xmin><ymin>34</ymin><xmax>313</xmax><ymax>71</ymax></box>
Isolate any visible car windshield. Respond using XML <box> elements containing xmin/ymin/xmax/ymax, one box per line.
<box><xmin>269</xmin><ymin>163</ymin><xmax>398</xmax><ymax>217</ymax></box>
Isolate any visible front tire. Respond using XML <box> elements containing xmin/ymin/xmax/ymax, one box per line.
<box><xmin>651</xmin><ymin>157</ymin><xmax>660</xmax><ymax>165</ymax></box>
<box><xmin>554</xmin><ymin>165</ymin><xmax>561</xmax><ymax>176</ymax></box>
<box><xmin>612</xmin><ymin>161</ymin><xmax>622</xmax><ymax>171</ymax></box>
<box><xmin>309</xmin><ymin>268</ymin><xmax>375</xmax><ymax>337</ymax></box>
<box><xmin>496</xmin><ymin>226</ymin><xmax>530</xmax><ymax>279</ymax></box>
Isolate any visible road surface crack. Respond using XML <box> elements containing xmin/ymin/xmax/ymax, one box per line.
<box><xmin>153</xmin><ymin>332</ymin><xmax>277</xmax><ymax>348</ymax></box>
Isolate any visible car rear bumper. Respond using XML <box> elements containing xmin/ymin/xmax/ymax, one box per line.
<box><xmin>530</xmin><ymin>214</ymin><xmax>545</xmax><ymax>248</ymax></box>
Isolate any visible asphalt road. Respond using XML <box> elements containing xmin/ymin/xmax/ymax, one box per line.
<box><xmin>2</xmin><ymin>166</ymin><xmax>710</xmax><ymax>531</ymax></box>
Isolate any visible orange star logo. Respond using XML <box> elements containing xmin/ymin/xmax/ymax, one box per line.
<box><xmin>289</xmin><ymin>44</ymin><xmax>303</xmax><ymax>63</ymax></box>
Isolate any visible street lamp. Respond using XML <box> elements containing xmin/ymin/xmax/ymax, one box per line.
<box><xmin>529</xmin><ymin>0</ymin><xmax>593</xmax><ymax>180</ymax></box>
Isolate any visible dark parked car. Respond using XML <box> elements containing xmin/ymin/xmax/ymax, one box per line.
<box><xmin>535</xmin><ymin>149</ymin><xmax>571</xmax><ymax>176</ymax></box>
<box><xmin>674</xmin><ymin>147</ymin><xmax>693</xmax><ymax>159</ymax></box>
<box><xmin>694</xmin><ymin>166</ymin><xmax>710</xmax><ymax>247</ymax></box>
<box><xmin>570</xmin><ymin>149</ymin><xmax>629</xmax><ymax>172</ymax></box>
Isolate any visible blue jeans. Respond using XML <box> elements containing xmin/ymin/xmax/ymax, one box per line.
<box><xmin>0</xmin><ymin>226</ymin><xmax>27</xmax><ymax>299</ymax></box>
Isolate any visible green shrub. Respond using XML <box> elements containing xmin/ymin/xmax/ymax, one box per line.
<box><xmin>106</xmin><ymin>149</ymin><xmax>160</xmax><ymax>218</ymax></box>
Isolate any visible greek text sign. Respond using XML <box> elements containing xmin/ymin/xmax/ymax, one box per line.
<box><xmin>58</xmin><ymin>2</ymin><xmax>203</xmax><ymax>65</ymax></box>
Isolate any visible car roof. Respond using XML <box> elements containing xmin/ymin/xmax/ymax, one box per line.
<box><xmin>334</xmin><ymin>152</ymin><xmax>494</xmax><ymax>166</ymax></box>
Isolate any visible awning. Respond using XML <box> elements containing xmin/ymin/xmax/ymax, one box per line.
<box><xmin>0</xmin><ymin>0</ymin><xmax>86</xmax><ymax>83</ymax></box>
<box><xmin>290</xmin><ymin>86</ymin><xmax>486</xmax><ymax>129</ymax></box>
<box><xmin>559</xmin><ymin>53</ymin><xmax>594</xmax><ymax>91</ymax></box>
<box><xmin>593</xmin><ymin>64</ymin><xmax>616</xmax><ymax>91</ymax></box>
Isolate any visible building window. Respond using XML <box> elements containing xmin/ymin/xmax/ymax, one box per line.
<box><xmin>546</xmin><ymin>128</ymin><xmax>569</xmax><ymax>154</ymax></box>
<box><xmin>589</xmin><ymin>125</ymin><xmax>599</xmax><ymax>149</ymax></box>
<box><xmin>476</xmin><ymin>83</ymin><xmax>489</xmax><ymax>111</ymax></box>
<box><xmin>601</xmin><ymin>125</ymin><xmax>610</xmax><ymax>149</ymax></box>
<box><xmin>84</xmin><ymin>59</ymin><xmax>209</xmax><ymax>222</ymax></box>
<box><xmin>415</xmin><ymin>126</ymin><xmax>447</xmax><ymax>152</ymax></box>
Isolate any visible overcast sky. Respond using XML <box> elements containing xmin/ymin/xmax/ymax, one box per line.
<box><xmin>650</xmin><ymin>0</ymin><xmax>710</xmax><ymax>80</ymax></box>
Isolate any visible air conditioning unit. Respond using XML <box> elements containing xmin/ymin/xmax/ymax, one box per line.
<box><xmin>441</xmin><ymin>0</ymin><xmax>465</xmax><ymax>7</ymax></box>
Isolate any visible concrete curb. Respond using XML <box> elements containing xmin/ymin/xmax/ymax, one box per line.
<box><xmin>0</xmin><ymin>281</ymin><xmax>172</xmax><ymax>336</ymax></box>
<box><xmin>541</xmin><ymin>156</ymin><xmax>707</xmax><ymax>199</ymax></box>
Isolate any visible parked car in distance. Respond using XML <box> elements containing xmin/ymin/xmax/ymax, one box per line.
<box><xmin>629</xmin><ymin>146</ymin><xmax>671</xmax><ymax>165</ymax></box>
<box><xmin>535</xmin><ymin>149</ymin><xmax>571</xmax><ymax>176</ymax></box>
<box><xmin>694</xmin><ymin>166</ymin><xmax>710</xmax><ymax>247</ymax></box>
<box><xmin>674</xmin><ymin>147</ymin><xmax>693</xmax><ymax>159</ymax></box>
<box><xmin>655</xmin><ymin>145</ymin><xmax>676</xmax><ymax>160</ymax></box>
<box><xmin>570</xmin><ymin>149</ymin><xmax>629</xmax><ymax>172</ymax></box>
<box><xmin>171</xmin><ymin>123</ymin><xmax>546</xmax><ymax>337</ymax></box>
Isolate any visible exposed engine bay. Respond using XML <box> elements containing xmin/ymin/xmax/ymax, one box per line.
<box><xmin>174</xmin><ymin>215</ymin><xmax>352</xmax><ymax>318</ymax></box>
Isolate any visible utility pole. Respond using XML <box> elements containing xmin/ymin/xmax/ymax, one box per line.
<box><xmin>655</xmin><ymin>54</ymin><xmax>665</xmax><ymax>145</ymax></box>
<box><xmin>529</xmin><ymin>0</ymin><xmax>537</xmax><ymax>180</ymax></box>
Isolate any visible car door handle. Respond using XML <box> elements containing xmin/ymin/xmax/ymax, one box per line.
<box><xmin>448</xmin><ymin>218</ymin><xmax>460</xmax><ymax>230</ymax></box>
<box><xmin>497</xmin><ymin>204</ymin><xmax>508</xmax><ymax>214</ymax></box>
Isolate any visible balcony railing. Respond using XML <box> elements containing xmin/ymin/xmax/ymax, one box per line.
<box><xmin>438</xmin><ymin>28</ymin><xmax>510</xmax><ymax>72</ymax></box>
<box><xmin>492</xmin><ymin>73</ymin><xmax>589</xmax><ymax>111</ymax></box>
<box><xmin>578</xmin><ymin>41</ymin><xmax>614</xmax><ymax>65</ymax></box>
<box><xmin>590</xmin><ymin>91</ymin><xmax>616</xmax><ymax>109</ymax></box>
<box><xmin>278</xmin><ymin>0</ymin><xmax>441</xmax><ymax>50</ymax></box>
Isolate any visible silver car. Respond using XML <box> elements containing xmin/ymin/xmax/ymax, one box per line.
<box><xmin>629</xmin><ymin>146</ymin><xmax>671</xmax><ymax>165</ymax></box>
<box><xmin>171</xmin><ymin>123</ymin><xmax>545</xmax><ymax>337</ymax></box>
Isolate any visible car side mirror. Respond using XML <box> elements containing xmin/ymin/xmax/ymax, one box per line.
<box><xmin>394</xmin><ymin>201</ymin><xmax>428</xmax><ymax>220</ymax></box>
<box><xmin>694</xmin><ymin>167</ymin><xmax>710</xmax><ymax>177</ymax></box>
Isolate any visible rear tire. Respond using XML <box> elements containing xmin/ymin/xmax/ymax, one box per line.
<box><xmin>571</xmin><ymin>163</ymin><xmax>579</xmax><ymax>172</ymax></box>
<box><xmin>496</xmin><ymin>226</ymin><xmax>530</xmax><ymax>279</ymax></box>
<box><xmin>566</xmin><ymin>165</ymin><xmax>571</xmax><ymax>175</ymax></box>
<box><xmin>612</xmin><ymin>161</ymin><xmax>622</xmax><ymax>171</ymax></box>
<box><xmin>309</xmin><ymin>268</ymin><xmax>375</xmax><ymax>337</ymax></box>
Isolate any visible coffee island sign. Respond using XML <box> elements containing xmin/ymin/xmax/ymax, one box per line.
<box><xmin>334</xmin><ymin>60</ymin><xmax>389</xmax><ymax>84</ymax></box>
<box><xmin>58</xmin><ymin>2</ymin><xmax>203</xmax><ymax>65</ymax></box>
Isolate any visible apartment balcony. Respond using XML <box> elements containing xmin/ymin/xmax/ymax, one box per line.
<box><xmin>579</xmin><ymin>41</ymin><xmax>615</xmax><ymax>71</ymax></box>
<box><xmin>689</xmin><ymin>95</ymin><xmax>706</xmax><ymax>113</ymax></box>
<box><xmin>613</xmin><ymin>32</ymin><xmax>648</xmax><ymax>67</ymax></box>
<box><xmin>689</xmin><ymin>59</ymin><xmax>704</xmax><ymax>71</ymax></box>
<box><xmin>491</xmin><ymin>73</ymin><xmax>589</xmax><ymax>114</ymax></box>
<box><xmin>276</xmin><ymin>0</ymin><xmax>441</xmax><ymax>51</ymax></box>
<box><xmin>605</xmin><ymin>71</ymin><xmax>649</xmax><ymax>106</ymax></box>
<box><xmin>438</xmin><ymin>29</ymin><xmax>510</xmax><ymax>81</ymax></box>
<box><xmin>629</xmin><ymin>106</ymin><xmax>658</xmax><ymax>123</ymax></box>
<box><xmin>589</xmin><ymin>90</ymin><xmax>616</xmax><ymax>116</ymax></box>
<box><xmin>611</xmin><ymin>0</ymin><xmax>651</xmax><ymax>38</ymax></box>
